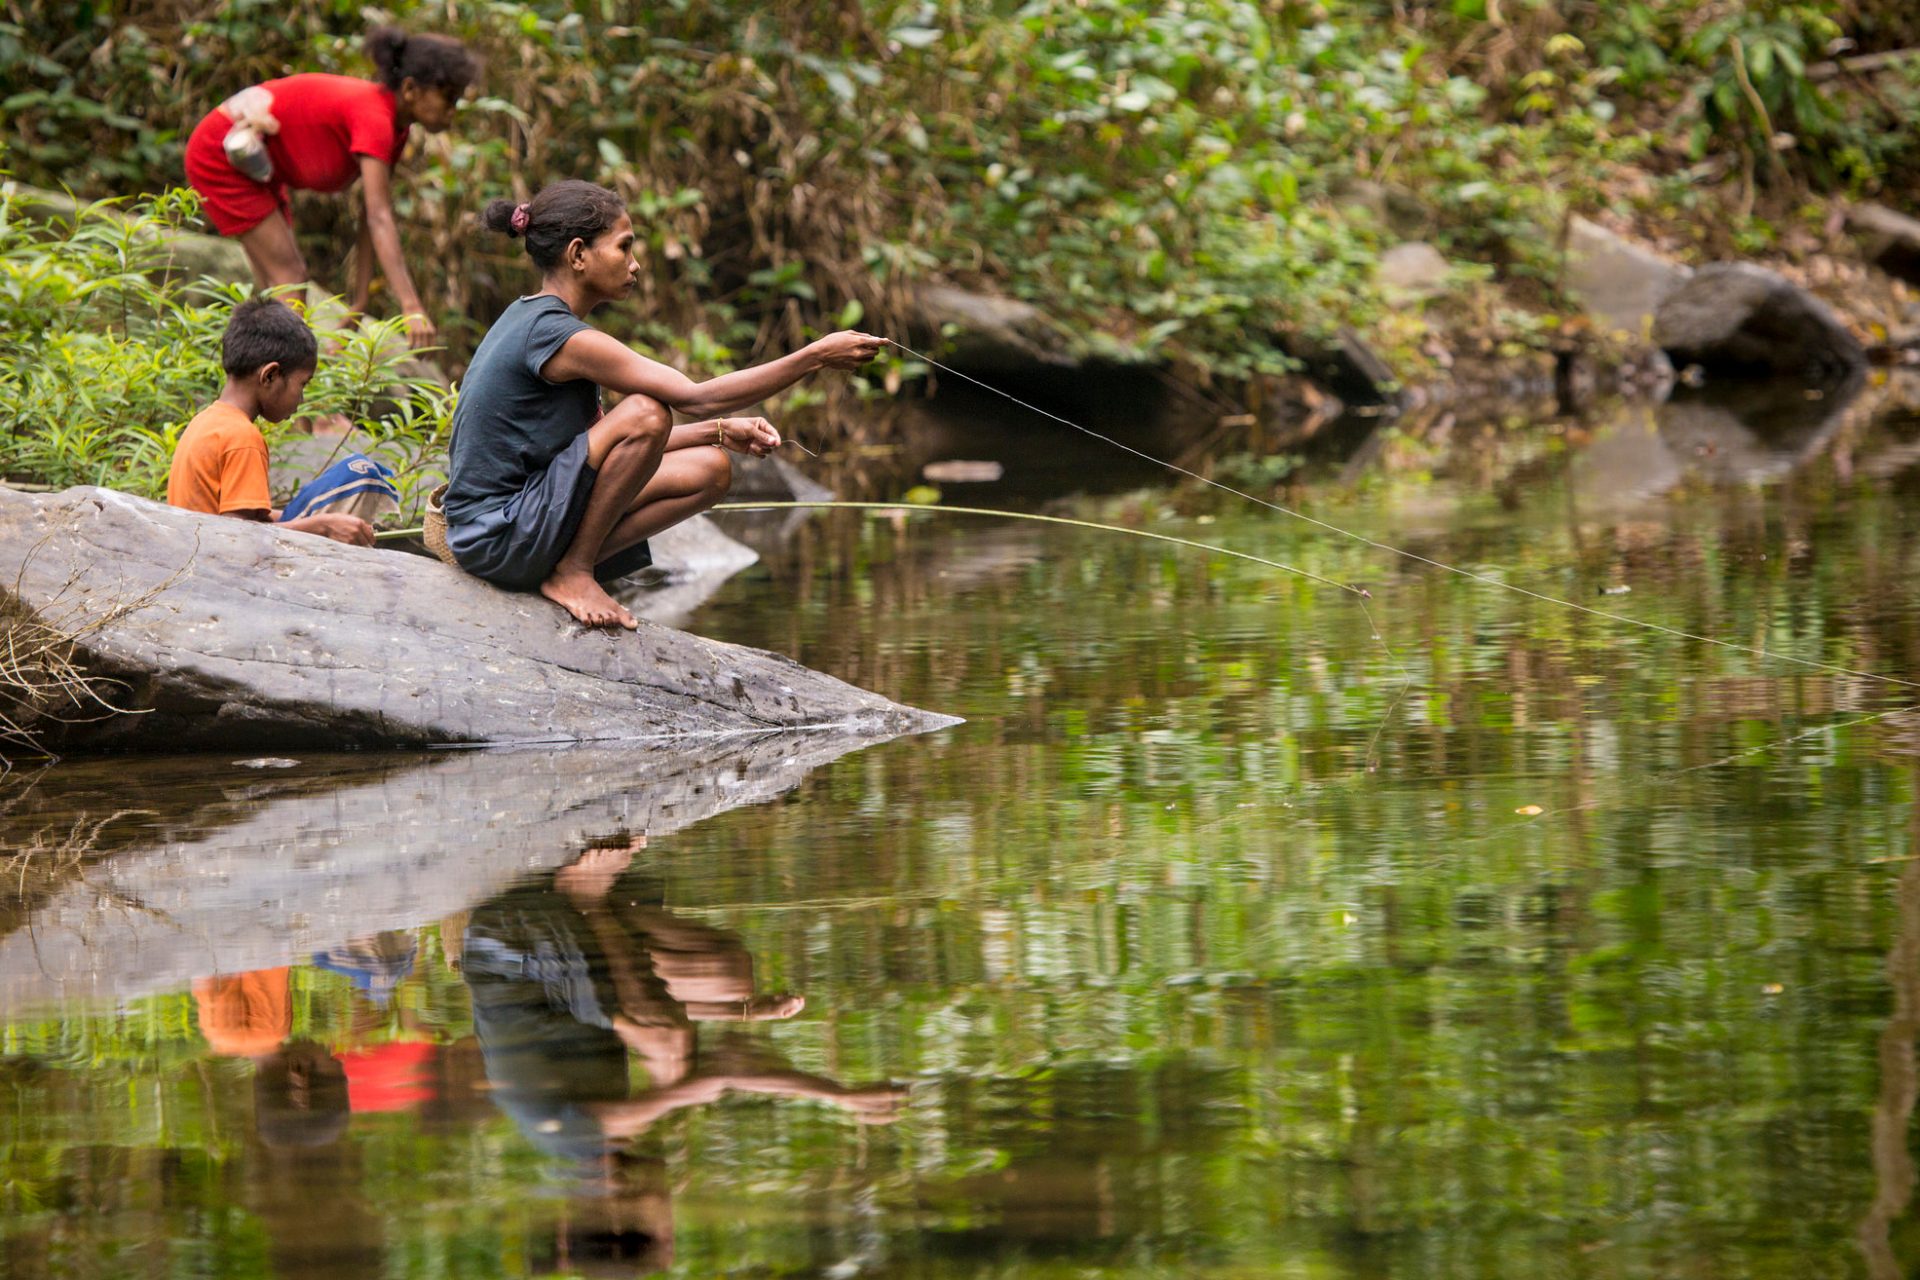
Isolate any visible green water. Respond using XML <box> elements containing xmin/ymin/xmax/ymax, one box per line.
<box><xmin>7</xmin><ymin>392</ymin><xmax>1920</xmax><ymax>1278</ymax></box>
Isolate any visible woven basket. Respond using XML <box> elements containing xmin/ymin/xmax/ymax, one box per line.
<box><xmin>422</xmin><ymin>483</ymin><xmax>459</xmax><ymax>567</ymax></box>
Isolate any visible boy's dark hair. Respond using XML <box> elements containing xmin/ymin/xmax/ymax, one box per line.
<box><xmin>483</xmin><ymin>181</ymin><xmax>627</xmax><ymax>272</ymax></box>
<box><xmin>366</xmin><ymin>26</ymin><xmax>480</xmax><ymax>95</ymax></box>
<box><xmin>222</xmin><ymin>298</ymin><xmax>318</xmax><ymax>377</ymax></box>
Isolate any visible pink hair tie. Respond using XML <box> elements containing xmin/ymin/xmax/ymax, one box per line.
<box><xmin>509</xmin><ymin>203</ymin><xmax>531</xmax><ymax>233</ymax></box>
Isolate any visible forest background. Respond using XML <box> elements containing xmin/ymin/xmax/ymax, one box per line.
<box><xmin>1</xmin><ymin>0</ymin><xmax>1917</xmax><ymax>501</ymax></box>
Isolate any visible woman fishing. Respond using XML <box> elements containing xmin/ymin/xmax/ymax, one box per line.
<box><xmin>183</xmin><ymin>27</ymin><xmax>478</xmax><ymax>348</ymax></box>
<box><xmin>444</xmin><ymin>179</ymin><xmax>883</xmax><ymax>629</ymax></box>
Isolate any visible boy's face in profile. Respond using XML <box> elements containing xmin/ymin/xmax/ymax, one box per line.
<box><xmin>255</xmin><ymin>363</ymin><xmax>315</xmax><ymax>423</ymax></box>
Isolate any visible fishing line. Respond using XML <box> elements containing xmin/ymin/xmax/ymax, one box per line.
<box><xmin>883</xmin><ymin>338</ymin><xmax>1920</xmax><ymax>692</ymax></box>
<box><xmin>379</xmin><ymin>502</ymin><xmax>1368</xmax><ymax>595</ymax></box>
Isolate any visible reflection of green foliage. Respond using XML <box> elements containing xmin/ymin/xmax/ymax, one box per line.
<box><xmin>5</xmin><ymin>424</ymin><xmax>1920</xmax><ymax>1274</ymax></box>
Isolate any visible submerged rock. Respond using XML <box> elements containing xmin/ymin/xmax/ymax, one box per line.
<box><xmin>0</xmin><ymin>730</ymin><xmax>898</xmax><ymax>1007</ymax></box>
<box><xmin>1653</xmin><ymin>262</ymin><xmax>1866</xmax><ymax>382</ymax></box>
<box><xmin>0</xmin><ymin>486</ymin><xmax>956</xmax><ymax>752</ymax></box>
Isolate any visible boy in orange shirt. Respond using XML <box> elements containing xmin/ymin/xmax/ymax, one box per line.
<box><xmin>167</xmin><ymin>298</ymin><xmax>376</xmax><ymax>546</ymax></box>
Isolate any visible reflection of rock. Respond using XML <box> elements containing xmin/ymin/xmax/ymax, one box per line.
<box><xmin>0</xmin><ymin>728</ymin><xmax>914</xmax><ymax>1009</ymax></box>
<box><xmin>1564</xmin><ymin>216</ymin><xmax>1690</xmax><ymax>337</ymax></box>
<box><xmin>1654</xmin><ymin>375</ymin><xmax>1864</xmax><ymax>485</ymax></box>
<box><xmin>0</xmin><ymin>486</ymin><xmax>948</xmax><ymax>750</ymax></box>
<box><xmin>1567</xmin><ymin>406</ymin><xmax>1685</xmax><ymax>508</ymax></box>
<box><xmin>1654</xmin><ymin>262</ymin><xmax>1866</xmax><ymax>382</ymax></box>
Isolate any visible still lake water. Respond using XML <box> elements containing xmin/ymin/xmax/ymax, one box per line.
<box><xmin>6</xmin><ymin>384</ymin><xmax>1920</xmax><ymax>1278</ymax></box>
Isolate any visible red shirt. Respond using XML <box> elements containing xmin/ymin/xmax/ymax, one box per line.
<box><xmin>255</xmin><ymin>73</ymin><xmax>408</xmax><ymax>193</ymax></box>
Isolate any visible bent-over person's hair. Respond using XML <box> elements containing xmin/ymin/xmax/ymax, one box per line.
<box><xmin>366</xmin><ymin>26</ymin><xmax>480</xmax><ymax>95</ymax></box>
<box><xmin>222</xmin><ymin>298</ymin><xmax>318</xmax><ymax>377</ymax></box>
<box><xmin>482</xmin><ymin>181</ymin><xmax>626</xmax><ymax>272</ymax></box>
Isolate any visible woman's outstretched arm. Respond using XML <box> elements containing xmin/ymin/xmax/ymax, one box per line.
<box><xmin>543</xmin><ymin>328</ymin><xmax>883</xmax><ymax>417</ymax></box>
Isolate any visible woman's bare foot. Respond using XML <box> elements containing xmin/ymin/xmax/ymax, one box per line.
<box><xmin>540</xmin><ymin>568</ymin><xmax>637</xmax><ymax>630</ymax></box>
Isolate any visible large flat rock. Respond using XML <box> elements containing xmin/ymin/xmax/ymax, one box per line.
<box><xmin>0</xmin><ymin>486</ymin><xmax>955</xmax><ymax>750</ymax></box>
<box><xmin>0</xmin><ymin>729</ymin><xmax>900</xmax><ymax>1009</ymax></box>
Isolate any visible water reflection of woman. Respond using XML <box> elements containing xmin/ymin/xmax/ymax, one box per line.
<box><xmin>462</xmin><ymin>837</ymin><xmax>906</xmax><ymax>1272</ymax></box>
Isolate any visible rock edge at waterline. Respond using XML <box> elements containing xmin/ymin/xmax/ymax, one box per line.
<box><xmin>0</xmin><ymin>486</ymin><xmax>959</xmax><ymax>751</ymax></box>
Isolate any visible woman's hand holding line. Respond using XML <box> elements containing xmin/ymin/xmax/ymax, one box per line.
<box><xmin>718</xmin><ymin>416</ymin><xmax>781</xmax><ymax>457</ymax></box>
<box><xmin>810</xmin><ymin>330</ymin><xmax>886</xmax><ymax>369</ymax></box>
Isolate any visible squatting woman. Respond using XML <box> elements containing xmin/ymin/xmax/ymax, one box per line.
<box><xmin>443</xmin><ymin>179</ymin><xmax>883</xmax><ymax>629</ymax></box>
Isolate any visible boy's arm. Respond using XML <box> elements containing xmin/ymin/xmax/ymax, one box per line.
<box><xmin>218</xmin><ymin>507</ymin><xmax>373</xmax><ymax>546</ymax></box>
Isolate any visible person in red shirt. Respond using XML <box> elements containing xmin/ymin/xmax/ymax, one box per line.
<box><xmin>183</xmin><ymin>27</ymin><xmax>477</xmax><ymax>349</ymax></box>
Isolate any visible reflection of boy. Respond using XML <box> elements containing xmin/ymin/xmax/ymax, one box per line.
<box><xmin>166</xmin><ymin>298</ymin><xmax>394</xmax><ymax>545</ymax></box>
<box><xmin>192</xmin><ymin>967</ymin><xmax>351</xmax><ymax>1148</ymax></box>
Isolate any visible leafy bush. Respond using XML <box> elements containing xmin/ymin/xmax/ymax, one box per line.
<box><xmin>3</xmin><ymin>0</ymin><xmax>1914</xmax><ymax>410</ymax></box>
<box><xmin>0</xmin><ymin>187</ymin><xmax>451</xmax><ymax>520</ymax></box>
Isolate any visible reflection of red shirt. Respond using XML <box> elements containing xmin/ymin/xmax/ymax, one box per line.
<box><xmin>256</xmin><ymin>73</ymin><xmax>407</xmax><ymax>192</ymax></box>
<box><xmin>339</xmin><ymin>1040</ymin><xmax>437</xmax><ymax>1113</ymax></box>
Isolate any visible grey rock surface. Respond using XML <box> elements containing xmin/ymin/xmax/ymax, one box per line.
<box><xmin>0</xmin><ymin>729</ymin><xmax>900</xmax><ymax>1009</ymax></box>
<box><xmin>4</xmin><ymin>180</ymin><xmax>250</xmax><ymax>283</ymax></box>
<box><xmin>0</xmin><ymin>486</ymin><xmax>956</xmax><ymax>751</ymax></box>
<box><xmin>1564</xmin><ymin>216</ymin><xmax>1691</xmax><ymax>336</ymax></box>
<box><xmin>1376</xmin><ymin>242</ymin><xmax>1452</xmax><ymax>298</ymax></box>
<box><xmin>1848</xmin><ymin>202</ymin><xmax>1920</xmax><ymax>286</ymax></box>
<box><xmin>727</xmin><ymin>453</ymin><xmax>834</xmax><ymax>502</ymax></box>
<box><xmin>909</xmin><ymin>283</ymin><xmax>1086</xmax><ymax>371</ymax></box>
<box><xmin>641</xmin><ymin>514</ymin><xmax>760</xmax><ymax>581</ymax></box>
<box><xmin>1286</xmin><ymin>326</ymin><xmax>1402</xmax><ymax>408</ymax></box>
<box><xmin>1653</xmin><ymin>262</ymin><xmax>1866</xmax><ymax>382</ymax></box>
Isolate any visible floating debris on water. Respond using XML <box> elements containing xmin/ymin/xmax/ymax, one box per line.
<box><xmin>922</xmin><ymin>459</ymin><xmax>1004</xmax><ymax>483</ymax></box>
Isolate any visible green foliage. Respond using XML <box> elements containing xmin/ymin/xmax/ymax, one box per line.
<box><xmin>0</xmin><ymin>187</ymin><xmax>451</xmax><ymax>519</ymax></box>
<box><xmin>0</xmin><ymin>0</ymin><xmax>1913</xmax><ymax>411</ymax></box>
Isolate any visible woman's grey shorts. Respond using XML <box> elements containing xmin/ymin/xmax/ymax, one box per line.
<box><xmin>445</xmin><ymin>432</ymin><xmax>653</xmax><ymax>590</ymax></box>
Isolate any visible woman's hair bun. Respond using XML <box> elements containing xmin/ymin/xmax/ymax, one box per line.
<box><xmin>365</xmin><ymin>25</ymin><xmax>477</xmax><ymax>93</ymax></box>
<box><xmin>482</xmin><ymin>199</ymin><xmax>522</xmax><ymax>238</ymax></box>
<box><xmin>365</xmin><ymin>25</ymin><xmax>409</xmax><ymax>79</ymax></box>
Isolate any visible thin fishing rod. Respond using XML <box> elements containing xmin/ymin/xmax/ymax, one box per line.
<box><xmin>377</xmin><ymin>502</ymin><xmax>1370</xmax><ymax>596</ymax></box>
<box><xmin>884</xmin><ymin>338</ymin><xmax>1920</xmax><ymax>692</ymax></box>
